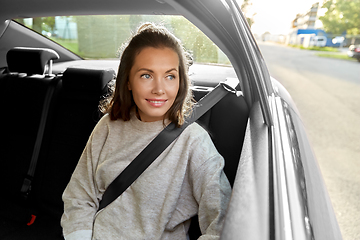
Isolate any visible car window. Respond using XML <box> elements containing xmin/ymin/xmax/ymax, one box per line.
<box><xmin>14</xmin><ymin>15</ymin><xmax>232</xmax><ymax>66</ymax></box>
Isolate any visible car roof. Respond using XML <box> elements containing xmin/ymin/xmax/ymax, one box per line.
<box><xmin>0</xmin><ymin>0</ymin><xmax>178</xmax><ymax>21</ymax></box>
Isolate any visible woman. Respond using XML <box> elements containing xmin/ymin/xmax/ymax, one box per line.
<box><xmin>61</xmin><ymin>23</ymin><xmax>231</xmax><ymax>240</ymax></box>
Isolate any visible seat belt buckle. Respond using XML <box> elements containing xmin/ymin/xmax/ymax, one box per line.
<box><xmin>27</xmin><ymin>214</ymin><xmax>37</xmax><ymax>226</ymax></box>
<box><xmin>20</xmin><ymin>175</ymin><xmax>33</xmax><ymax>199</ymax></box>
<box><xmin>220</xmin><ymin>78</ymin><xmax>239</xmax><ymax>93</ymax></box>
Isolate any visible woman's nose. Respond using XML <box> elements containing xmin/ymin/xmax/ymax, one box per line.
<box><xmin>151</xmin><ymin>78</ymin><xmax>165</xmax><ymax>95</ymax></box>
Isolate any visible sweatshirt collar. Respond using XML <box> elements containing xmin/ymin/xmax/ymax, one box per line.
<box><xmin>129</xmin><ymin>109</ymin><xmax>170</xmax><ymax>133</ymax></box>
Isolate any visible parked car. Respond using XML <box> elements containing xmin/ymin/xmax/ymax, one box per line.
<box><xmin>347</xmin><ymin>44</ymin><xmax>360</xmax><ymax>62</ymax></box>
<box><xmin>0</xmin><ymin>0</ymin><xmax>342</xmax><ymax>239</ymax></box>
<box><xmin>310</xmin><ymin>36</ymin><xmax>327</xmax><ymax>47</ymax></box>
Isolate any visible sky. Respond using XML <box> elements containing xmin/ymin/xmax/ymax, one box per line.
<box><xmin>245</xmin><ymin>0</ymin><xmax>322</xmax><ymax>35</ymax></box>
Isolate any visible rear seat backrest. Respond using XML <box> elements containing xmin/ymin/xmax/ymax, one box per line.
<box><xmin>32</xmin><ymin>67</ymin><xmax>115</xmax><ymax>217</ymax></box>
<box><xmin>188</xmin><ymin>85</ymin><xmax>249</xmax><ymax>239</ymax></box>
<box><xmin>0</xmin><ymin>47</ymin><xmax>60</xmax><ymax>202</ymax></box>
<box><xmin>193</xmin><ymin>87</ymin><xmax>249</xmax><ymax>186</ymax></box>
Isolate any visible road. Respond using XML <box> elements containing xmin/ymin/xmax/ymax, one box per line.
<box><xmin>258</xmin><ymin>42</ymin><xmax>360</xmax><ymax>240</ymax></box>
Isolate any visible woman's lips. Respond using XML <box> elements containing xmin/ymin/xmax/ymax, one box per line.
<box><xmin>146</xmin><ymin>99</ymin><xmax>167</xmax><ymax>107</ymax></box>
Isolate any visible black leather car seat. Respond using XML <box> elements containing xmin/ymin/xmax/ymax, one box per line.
<box><xmin>0</xmin><ymin>47</ymin><xmax>60</xmax><ymax>201</ymax></box>
<box><xmin>31</xmin><ymin>67</ymin><xmax>115</xmax><ymax>219</ymax></box>
<box><xmin>193</xmin><ymin>85</ymin><xmax>249</xmax><ymax>187</ymax></box>
<box><xmin>188</xmin><ymin>84</ymin><xmax>249</xmax><ymax>239</ymax></box>
<box><xmin>0</xmin><ymin>59</ymin><xmax>114</xmax><ymax>239</ymax></box>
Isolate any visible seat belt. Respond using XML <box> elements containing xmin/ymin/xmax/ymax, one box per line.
<box><xmin>98</xmin><ymin>78</ymin><xmax>238</xmax><ymax>212</ymax></box>
<box><xmin>20</xmin><ymin>76</ymin><xmax>60</xmax><ymax>198</ymax></box>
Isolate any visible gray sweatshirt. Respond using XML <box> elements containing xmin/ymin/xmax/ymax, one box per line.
<box><xmin>61</xmin><ymin>113</ymin><xmax>231</xmax><ymax>240</ymax></box>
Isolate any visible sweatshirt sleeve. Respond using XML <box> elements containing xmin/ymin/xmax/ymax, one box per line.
<box><xmin>61</xmin><ymin>117</ymin><xmax>109</xmax><ymax>239</ymax></box>
<box><xmin>189</xmin><ymin>127</ymin><xmax>232</xmax><ymax>240</ymax></box>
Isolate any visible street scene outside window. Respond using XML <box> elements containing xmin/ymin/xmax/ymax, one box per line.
<box><xmin>240</xmin><ymin>0</ymin><xmax>360</xmax><ymax>240</ymax></box>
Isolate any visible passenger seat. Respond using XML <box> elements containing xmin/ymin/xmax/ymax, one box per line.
<box><xmin>31</xmin><ymin>67</ymin><xmax>115</xmax><ymax>219</ymax></box>
<box><xmin>0</xmin><ymin>47</ymin><xmax>60</xmax><ymax>202</ymax></box>
<box><xmin>0</xmin><ymin>46</ymin><xmax>115</xmax><ymax>239</ymax></box>
<box><xmin>188</xmin><ymin>84</ymin><xmax>249</xmax><ymax>239</ymax></box>
<box><xmin>0</xmin><ymin>47</ymin><xmax>61</xmax><ymax>239</ymax></box>
<box><xmin>193</xmin><ymin>85</ymin><xmax>249</xmax><ymax>186</ymax></box>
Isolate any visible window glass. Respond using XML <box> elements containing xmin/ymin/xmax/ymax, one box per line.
<box><xmin>15</xmin><ymin>15</ymin><xmax>231</xmax><ymax>65</ymax></box>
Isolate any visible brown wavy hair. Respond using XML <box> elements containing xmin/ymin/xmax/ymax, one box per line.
<box><xmin>100</xmin><ymin>22</ymin><xmax>193</xmax><ymax>127</ymax></box>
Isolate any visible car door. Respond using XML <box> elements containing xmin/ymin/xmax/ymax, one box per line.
<box><xmin>166</xmin><ymin>0</ymin><xmax>343</xmax><ymax>239</ymax></box>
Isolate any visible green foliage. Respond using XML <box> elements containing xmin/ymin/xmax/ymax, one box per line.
<box><xmin>289</xmin><ymin>44</ymin><xmax>339</xmax><ymax>52</ymax></box>
<box><xmin>75</xmin><ymin>15</ymin><xmax>133</xmax><ymax>58</ymax></box>
<box><xmin>170</xmin><ymin>17</ymin><xmax>219</xmax><ymax>63</ymax></box>
<box><xmin>319</xmin><ymin>0</ymin><xmax>360</xmax><ymax>35</ymax></box>
<box><xmin>20</xmin><ymin>15</ymin><xmax>231</xmax><ymax>63</ymax></box>
<box><xmin>71</xmin><ymin>15</ymin><xmax>229</xmax><ymax>63</ymax></box>
<box><xmin>239</xmin><ymin>0</ymin><xmax>255</xmax><ymax>27</ymax></box>
<box><xmin>41</xmin><ymin>17</ymin><xmax>56</xmax><ymax>33</ymax></box>
<box><xmin>15</xmin><ymin>17</ymin><xmax>56</xmax><ymax>35</ymax></box>
<box><xmin>301</xmin><ymin>46</ymin><xmax>339</xmax><ymax>52</ymax></box>
<box><xmin>316</xmin><ymin>53</ymin><xmax>358</xmax><ymax>61</ymax></box>
<box><xmin>32</xmin><ymin>17</ymin><xmax>55</xmax><ymax>34</ymax></box>
<box><xmin>50</xmin><ymin>38</ymin><xmax>81</xmax><ymax>56</ymax></box>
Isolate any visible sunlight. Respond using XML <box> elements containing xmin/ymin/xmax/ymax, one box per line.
<box><xmin>243</xmin><ymin>0</ymin><xmax>321</xmax><ymax>35</ymax></box>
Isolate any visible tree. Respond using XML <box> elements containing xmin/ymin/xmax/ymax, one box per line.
<box><xmin>319</xmin><ymin>0</ymin><xmax>360</xmax><ymax>35</ymax></box>
<box><xmin>76</xmin><ymin>15</ymin><xmax>132</xmax><ymax>58</ymax></box>
<box><xmin>32</xmin><ymin>18</ymin><xmax>43</xmax><ymax>33</ymax></box>
<box><xmin>171</xmin><ymin>17</ymin><xmax>219</xmax><ymax>63</ymax></box>
<box><xmin>31</xmin><ymin>17</ymin><xmax>56</xmax><ymax>35</ymax></box>
<box><xmin>239</xmin><ymin>0</ymin><xmax>256</xmax><ymax>27</ymax></box>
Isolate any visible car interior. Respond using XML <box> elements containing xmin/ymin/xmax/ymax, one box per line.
<box><xmin>0</xmin><ymin>0</ymin><xmax>346</xmax><ymax>239</ymax></box>
<box><xmin>0</xmin><ymin>34</ymin><xmax>249</xmax><ymax>240</ymax></box>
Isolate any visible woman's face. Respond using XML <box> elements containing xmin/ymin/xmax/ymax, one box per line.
<box><xmin>128</xmin><ymin>47</ymin><xmax>180</xmax><ymax>122</ymax></box>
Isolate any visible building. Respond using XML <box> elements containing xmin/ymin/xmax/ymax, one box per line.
<box><xmin>292</xmin><ymin>2</ymin><xmax>323</xmax><ymax>30</ymax></box>
<box><xmin>287</xmin><ymin>2</ymin><xmax>343</xmax><ymax>47</ymax></box>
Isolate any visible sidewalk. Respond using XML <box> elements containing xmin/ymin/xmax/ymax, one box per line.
<box><xmin>258</xmin><ymin>41</ymin><xmax>356</xmax><ymax>61</ymax></box>
<box><xmin>261</xmin><ymin>40</ymin><xmax>349</xmax><ymax>54</ymax></box>
<box><xmin>338</xmin><ymin>47</ymin><xmax>349</xmax><ymax>53</ymax></box>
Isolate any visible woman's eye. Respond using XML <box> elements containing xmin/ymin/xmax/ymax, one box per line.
<box><xmin>141</xmin><ymin>74</ymin><xmax>151</xmax><ymax>79</ymax></box>
<box><xmin>167</xmin><ymin>75</ymin><xmax>175</xmax><ymax>80</ymax></box>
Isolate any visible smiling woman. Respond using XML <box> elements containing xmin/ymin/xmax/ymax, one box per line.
<box><xmin>101</xmin><ymin>22</ymin><xmax>194</xmax><ymax>126</ymax></box>
<box><xmin>61</xmin><ymin>22</ymin><xmax>232</xmax><ymax>240</ymax></box>
<box><xmin>128</xmin><ymin>47</ymin><xmax>180</xmax><ymax>122</ymax></box>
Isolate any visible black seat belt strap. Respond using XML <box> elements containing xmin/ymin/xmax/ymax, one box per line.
<box><xmin>20</xmin><ymin>76</ymin><xmax>60</xmax><ymax>198</ymax></box>
<box><xmin>98</xmin><ymin>78</ymin><xmax>238</xmax><ymax>211</ymax></box>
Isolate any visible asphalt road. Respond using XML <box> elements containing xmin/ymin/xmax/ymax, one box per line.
<box><xmin>258</xmin><ymin>42</ymin><xmax>360</xmax><ymax>240</ymax></box>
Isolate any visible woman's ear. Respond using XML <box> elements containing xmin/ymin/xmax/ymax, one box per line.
<box><xmin>127</xmin><ymin>81</ymin><xmax>132</xmax><ymax>91</ymax></box>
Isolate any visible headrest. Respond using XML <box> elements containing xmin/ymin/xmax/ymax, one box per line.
<box><xmin>62</xmin><ymin>67</ymin><xmax>115</xmax><ymax>94</ymax></box>
<box><xmin>7</xmin><ymin>47</ymin><xmax>60</xmax><ymax>75</ymax></box>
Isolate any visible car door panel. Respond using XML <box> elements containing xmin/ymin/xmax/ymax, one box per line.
<box><xmin>221</xmin><ymin>101</ymin><xmax>270</xmax><ymax>240</ymax></box>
